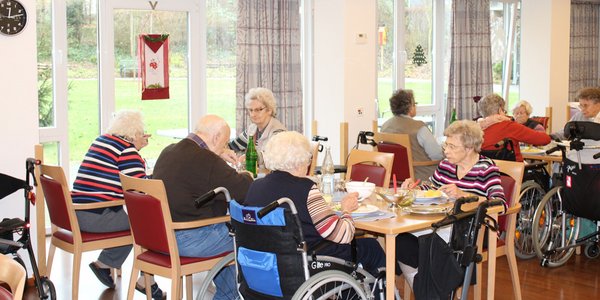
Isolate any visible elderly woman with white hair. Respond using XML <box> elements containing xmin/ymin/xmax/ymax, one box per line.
<box><xmin>512</xmin><ymin>100</ymin><xmax>545</xmax><ymax>132</ymax></box>
<box><xmin>243</xmin><ymin>131</ymin><xmax>386</xmax><ymax>276</ymax></box>
<box><xmin>229</xmin><ymin>87</ymin><xmax>287</xmax><ymax>152</ymax></box>
<box><xmin>72</xmin><ymin>110</ymin><xmax>166</xmax><ymax>299</ymax></box>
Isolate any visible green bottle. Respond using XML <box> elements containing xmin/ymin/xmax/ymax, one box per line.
<box><xmin>450</xmin><ymin>108</ymin><xmax>457</xmax><ymax>123</ymax></box>
<box><xmin>245</xmin><ymin>135</ymin><xmax>258</xmax><ymax>178</ymax></box>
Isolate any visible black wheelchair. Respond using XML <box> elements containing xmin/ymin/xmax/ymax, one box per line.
<box><xmin>194</xmin><ymin>187</ymin><xmax>397</xmax><ymax>300</ymax></box>
<box><xmin>480</xmin><ymin>138</ymin><xmax>553</xmax><ymax>260</ymax></box>
<box><xmin>0</xmin><ymin>158</ymin><xmax>56</xmax><ymax>299</ymax></box>
<box><xmin>531</xmin><ymin>121</ymin><xmax>600</xmax><ymax>267</ymax></box>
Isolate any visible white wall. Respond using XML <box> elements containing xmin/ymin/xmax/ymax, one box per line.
<box><xmin>0</xmin><ymin>0</ymin><xmax>39</xmax><ymax>266</ymax></box>
<box><xmin>520</xmin><ymin>0</ymin><xmax>570</xmax><ymax>132</ymax></box>
<box><xmin>313</xmin><ymin>0</ymin><xmax>376</xmax><ymax>164</ymax></box>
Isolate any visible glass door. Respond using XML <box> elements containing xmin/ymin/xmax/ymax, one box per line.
<box><xmin>99</xmin><ymin>0</ymin><xmax>203</xmax><ymax>163</ymax></box>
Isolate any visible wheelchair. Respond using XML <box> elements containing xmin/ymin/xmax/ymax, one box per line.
<box><xmin>194</xmin><ymin>187</ymin><xmax>397</xmax><ymax>300</ymax></box>
<box><xmin>480</xmin><ymin>138</ymin><xmax>552</xmax><ymax>259</ymax></box>
<box><xmin>0</xmin><ymin>158</ymin><xmax>56</xmax><ymax>299</ymax></box>
<box><xmin>531</xmin><ymin>121</ymin><xmax>600</xmax><ymax>267</ymax></box>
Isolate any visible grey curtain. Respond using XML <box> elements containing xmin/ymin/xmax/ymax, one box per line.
<box><xmin>236</xmin><ymin>0</ymin><xmax>303</xmax><ymax>133</ymax></box>
<box><xmin>569</xmin><ymin>1</ymin><xmax>600</xmax><ymax>100</ymax></box>
<box><xmin>446</xmin><ymin>0</ymin><xmax>493</xmax><ymax>123</ymax></box>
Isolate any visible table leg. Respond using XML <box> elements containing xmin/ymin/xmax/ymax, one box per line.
<box><xmin>386</xmin><ymin>234</ymin><xmax>396</xmax><ymax>300</ymax></box>
<box><xmin>487</xmin><ymin>216</ymin><xmax>498</xmax><ymax>300</ymax></box>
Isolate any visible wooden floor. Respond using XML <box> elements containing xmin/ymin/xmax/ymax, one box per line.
<box><xmin>22</xmin><ymin>248</ymin><xmax>600</xmax><ymax>299</ymax></box>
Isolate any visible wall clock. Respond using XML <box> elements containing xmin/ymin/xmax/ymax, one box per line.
<box><xmin>0</xmin><ymin>0</ymin><xmax>27</xmax><ymax>36</ymax></box>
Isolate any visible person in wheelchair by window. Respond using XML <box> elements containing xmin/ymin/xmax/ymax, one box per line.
<box><xmin>512</xmin><ymin>100</ymin><xmax>546</xmax><ymax>132</ymax></box>
<box><xmin>477</xmin><ymin>93</ymin><xmax>551</xmax><ymax>161</ymax></box>
<box><xmin>244</xmin><ymin>131</ymin><xmax>386</xmax><ymax>277</ymax></box>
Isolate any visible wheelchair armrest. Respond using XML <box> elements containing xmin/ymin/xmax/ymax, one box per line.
<box><xmin>72</xmin><ymin>200</ymin><xmax>125</xmax><ymax>210</ymax></box>
<box><xmin>171</xmin><ymin>215</ymin><xmax>230</xmax><ymax>230</ymax></box>
<box><xmin>413</xmin><ymin>160</ymin><xmax>441</xmax><ymax>167</ymax></box>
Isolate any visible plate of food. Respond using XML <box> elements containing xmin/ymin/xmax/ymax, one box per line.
<box><xmin>404</xmin><ymin>204</ymin><xmax>452</xmax><ymax>215</ymax></box>
<box><xmin>414</xmin><ymin>190</ymin><xmax>447</xmax><ymax>204</ymax></box>
<box><xmin>520</xmin><ymin>146</ymin><xmax>545</xmax><ymax>155</ymax></box>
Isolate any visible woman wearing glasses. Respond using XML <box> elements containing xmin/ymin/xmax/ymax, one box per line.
<box><xmin>396</xmin><ymin>120</ymin><xmax>506</xmax><ymax>291</ymax></box>
<box><xmin>229</xmin><ymin>87</ymin><xmax>287</xmax><ymax>153</ymax></box>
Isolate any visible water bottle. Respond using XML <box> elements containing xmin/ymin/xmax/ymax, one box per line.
<box><xmin>245</xmin><ymin>135</ymin><xmax>258</xmax><ymax>178</ymax></box>
<box><xmin>321</xmin><ymin>146</ymin><xmax>335</xmax><ymax>200</ymax></box>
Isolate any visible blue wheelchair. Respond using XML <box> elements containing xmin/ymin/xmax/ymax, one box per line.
<box><xmin>194</xmin><ymin>187</ymin><xmax>396</xmax><ymax>300</ymax></box>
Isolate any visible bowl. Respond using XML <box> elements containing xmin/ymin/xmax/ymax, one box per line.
<box><xmin>379</xmin><ymin>189</ymin><xmax>416</xmax><ymax>207</ymax></box>
<box><xmin>345</xmin><ymin>181</ymin><xmax>376</xmax><ymax>200</ymax></box>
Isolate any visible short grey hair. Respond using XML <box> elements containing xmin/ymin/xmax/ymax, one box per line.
<box><xmin>263</xmin><ymin>131</ymin><xmax>311</xmax><ymax>172</ymax></box>
<box><xmin>478</xmin><ymin>93</ymin><xmax>506</xmax><ymax>117</ymax></box>
<box><xmin>106</xmin><ymin>110</ymin><xmax>145</xmax><ymax>141</ymax></box>
<box><xmin>444</xmin><ymin>120</ymin><xmax>484</xmax><ymax>153</ymax></box>
<box><xmin>512</xmin><ymin>100</ymin><xmax>533</xmax><ymax>115</ymax></box>
<box><xmin>245</xmin><ymin>87</ymin><xmax>277</xmax><ymax>117</ymax></box>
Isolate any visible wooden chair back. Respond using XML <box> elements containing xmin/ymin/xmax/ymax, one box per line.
<box><xmin>373</xmin><ymin>132</ymin><xmax>414</xmax><ymax>181</ymax></box>
<box><xmin>0</xmin><ymin>254</ymin><xmax>26</xmax><ymax>299</ymax></box>
<box><xmin>345</xmin><ymin>149</ymin><xmax>394</xmax><ymax>188</ymax></box>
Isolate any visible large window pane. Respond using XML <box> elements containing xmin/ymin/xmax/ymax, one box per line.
<box><xmin>377</xmin><ymin>0</ymin><xmax>394</xmax><ymax>119</ymax></box>
<box><xmin>490</xmin><ymin>1</ymin><xmax>521</xmax><ymax>108</ymax></box>
<box><xmin>206</xmin><ymin>0</ymin><xmax>237</xmax><ymax>128</ymax></box>
<box><xmin>37</xmin><ymin>0</ymin><xmax>54</xmax><ymax>128</ymax></box>
<box><xmin>405</xmin><ymin>0</ymin><xmax>433</xmax><ymax>105</ymax></box>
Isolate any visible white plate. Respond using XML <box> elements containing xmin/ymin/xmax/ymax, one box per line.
<box><xmin>351</xmin><ymin>204</ymin><xmax>379</xmax><ymax>215</ymax></box>
<box><xmin>405</xmin><ymin>205</ymin><xmax>451</xmax><ymax>215</ymax></box>
<box><xmin>414</xmin><ymin>190</ymin><xmax>448</xmax><ymax>203</ymax></box>
<box><xmin>520</xmin><ymin>147</ymin><xmax>545</xmax><ymax>155</ymax></box>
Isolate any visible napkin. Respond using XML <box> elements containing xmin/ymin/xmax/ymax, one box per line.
<box><xmin>352</xmin><ymin>210</ymin><xmax>396</xmax><ymax>222</ymax></box>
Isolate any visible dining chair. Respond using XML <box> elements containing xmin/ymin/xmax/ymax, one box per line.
<box><xmin>345</xmin><ymin>149</ymin><xmax>394</xmax><ymax>188</ymax></box>
<box><xmin>119</xmin><ymin>173</ymin><xmax>231</xmax><ymax>300</ymax></box>
<box><xmin>306</xmin><ymin>141</ymin><xmax>320</xmax><ymax>176</ymax></box>
<box><xmin>373</xmin><ymin>132</ymin><xmax>441</xmax><ymax>182</ymax></box>
<box><xmin>530</xmin><ymin>106</ymin><xmax>552</xmax><ymax>134</ymax></box>
<box><xmin>0</xmin><ymin>254</ymin><xmax>26</xmax><ymax>300</ymax></box>
<box><xmin>38</xmin><ymin>164</ymin><xmax>133</xmax><ymax>300</ymax></box>
<box><xmin>474</xmin><ymin>159</ymin><xmax>524</xmax><ymax>300</ymax></box>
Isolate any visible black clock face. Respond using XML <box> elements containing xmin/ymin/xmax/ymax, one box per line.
<box><xmin>0</xmin><ymin>0</ymin><xmax>27</xmax><ymax>36</ymax></box>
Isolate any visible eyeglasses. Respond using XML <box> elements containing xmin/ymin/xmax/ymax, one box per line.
<box><xmin>579</xmin><ymin>102</ymin><xmax>598</xmax><ymax>110</ymax></box>
<box><xmin>247</xmin><ymin>107</ymin><xmax>266</xmax><ymax>114</ymax></box>
<box><xmin>441</xmin><ymin>142</ymin><xmax>464</xmax><ymax>151</ymax></box>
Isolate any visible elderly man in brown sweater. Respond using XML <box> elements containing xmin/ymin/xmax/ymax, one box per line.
<box><xmin>152</xmin><ymin>114</ymin><xmax>252</xmax><ymax>299</ymax></box>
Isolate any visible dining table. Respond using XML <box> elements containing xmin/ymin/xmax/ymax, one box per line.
<box><xmin>353</xmin><ymin>194</ymin><xmax>503</xmax><ymax>300</ymax></box>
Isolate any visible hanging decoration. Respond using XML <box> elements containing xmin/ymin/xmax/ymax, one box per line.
<box><xmin>412</xmin><ymin>44</ymin><xmax>427</xmax><ymax>66</ymax></box>
<box><xmin>138</xmin><ymin>34</ymin><xmax>170</xmax><ymax>100</ymax></box>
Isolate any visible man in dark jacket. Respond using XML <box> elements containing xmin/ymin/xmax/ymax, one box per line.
<box><xmin>153</xmin><ymin>114</ymin><xmax>253</xmax><ymax>299</ymax></box>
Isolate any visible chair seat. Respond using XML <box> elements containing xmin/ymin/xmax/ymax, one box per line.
<box><xmin>137</xmin><ymin>250</ymin><xmax>231</xmax><ymax>268</ymax></box>
<box><xmin>53</xmin><ymin>228</ymin><xmax>131</xmax><ymax>244</ymax></box>
<box><xmin>0</xmin><ymin>286</ymin><xmax>12</xmax><ymax>300</ymax></box>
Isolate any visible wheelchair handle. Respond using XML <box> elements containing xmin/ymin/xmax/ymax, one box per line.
<box><xmin>545</xmin><ymin>145</ymin><xmax>561</xmax><ymax>155</ymax></box>
<box><xmin>452</xmin><ymin>196</ymin><xmax>479</xmax><ymax>214</ymax></box>
<box><xmin>194</xmin><ymin>187</ymin><xmax>231</xmax><ymax>208</ymax></box>
<box><xmin>312</xmin><ymin>135</ymin><xmax>328</xmax><ymax>142</ymax></box>
<box><xmin>593</xmin><ymin>152</ymin><xmax>600</xmax><ymax>160</ymax></box>
<box><xmin>257</xmin><ymin>197</ymin><xmax>296</xmax><ymax>218</ymax></box>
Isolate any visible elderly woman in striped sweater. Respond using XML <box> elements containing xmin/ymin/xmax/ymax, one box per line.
<box><xmin>71</xmin><ymin>110</ymin><xmax>165</xmax><ymax>299</ymax></box>
<box><xmin>397</xmin><ymin>120</ymin><xmax>507</xmax><ymax>290</ymax></box>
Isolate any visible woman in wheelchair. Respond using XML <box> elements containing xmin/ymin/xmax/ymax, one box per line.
<box><xmin>477</xmin><ymin>93</ymin><xmax>551</xmax><ymax>162</ymax></box>
<box><xmin>397</xmin><ymin>120</ymin><xmax>507</xmax><ymax>289</ymax></box>
<box><xmin>244</xmin><ymin>131</ymin><xmax>386</xmax><ymax>277</ymax></box>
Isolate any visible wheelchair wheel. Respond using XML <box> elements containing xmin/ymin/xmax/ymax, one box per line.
<box><xmin>38</xmin><ymin>277</ymin><xmax>56</xmax><ymax>300</ymax></box>
<box><xmin>196</xmin><ymin>252</ymin><xmax>236</xmax><ymax>300</ymax></box>
<box><xmin>532</xmin><ymin>187</ymin><xmax>580</xmax><ymax>267</ymax></box>
<box><xmin>584</xmin><ymin>243</ymin><xmax>600</xmax><ymax>259</ymax></box>
<box><xmin>515</xmin><ymin>181</ymin><xmax>546</xmax><ymax>260</ymax></box>
<box><xmin>292</xmin><ymin>270</ymin><xmax>368</xmax><ymax>300</ymax></box>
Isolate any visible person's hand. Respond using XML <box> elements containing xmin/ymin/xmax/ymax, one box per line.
<box><xmin>400</xmin><ymin>178</ymin><xmax>416</xmax><ymax>189</ymax></box>
<box><xmin>220</xmin><ymin>148</ymin><xmax>238</xmax><ymax>164</ymax></box>
<box><xmin>438</xmin><ymin>184</ymin><xmax>464</xmax><ymax>199</ymax></box>
<box><xmin>340</xmin><ymin>192</ymin><xmax>359</xmax><ymax>213</ymax></box>
<box><xmin>133</xmin><ymin>134</ymin><xmax>151</xmax><ymax>150</ymax></box>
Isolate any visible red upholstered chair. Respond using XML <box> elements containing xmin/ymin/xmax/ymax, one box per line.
<box><xmin>119</xmin><ymin>173</ymin><xmax>231</xmax><ymax>300</ymax></box>
<box><xmin>373</xmin><ymin>132</ymin><xmax>440</xmax><ymax>183</ymax></box>
<box><xmin>0</xmin><ymin>254</ymin><xmax>26</xmax><ymax>300</ymax></box>
<box><xmin>345</xmin><ymin>149</ymin><xmax>394</xmax><ymax>188</ymax></box>
<box><xmin>475</xmin><ymin>160</ymin><xmax>524</xmax><ymax>300</ymax></box>
<box><xmin>39</xmin><ymin>164</ymin><xmax>132</xmax><ymax>300</ymax></box>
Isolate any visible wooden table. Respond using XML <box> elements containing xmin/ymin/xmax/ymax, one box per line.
<box><xmin>354</xmin><ymin>198</ymin><xmax>502</xmax><ymax>300</ymax></box>
<box><xmin>522</xmin><ymin>152</ymin><xmax>562</xmax><ymax>174</ymax></box>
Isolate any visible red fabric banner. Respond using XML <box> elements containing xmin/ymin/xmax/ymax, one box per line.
<box><xmin>139</xmin><ymin>34</ymin><xmax>170</xmax><ymax>100</ymax></box>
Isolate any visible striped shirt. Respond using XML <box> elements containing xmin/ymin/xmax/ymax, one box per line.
<box><xmin>430</xmin><ymin>156</ymin><xmax>507</xmax><ymax>210</ymax></box>
<box><xmin>306</xmin><ymin>184</ymin><xmax>355</xmax><ymax>244</ymax></box>
<box><xmin>71</xmin><ymin>134</ymin><xmax>146</xmax><ymax>208</ymax></box>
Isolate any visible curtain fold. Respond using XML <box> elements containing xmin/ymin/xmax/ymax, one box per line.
<box><xmin>446</xmin><ymin>0</ymin><xmax>493</xmax><ymax>123</ymax></box>
<box><xmin>569</xmin><ymin>2</ymin><xmax>600</xmax><ymax>101</ymax></box>
<box><xmin>236</xmin><ymin>0</ymin><xmax>303</xmax><ymax>133</ymax></box>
